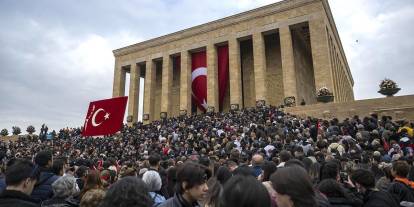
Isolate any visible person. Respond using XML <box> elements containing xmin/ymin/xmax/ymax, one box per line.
<box><xmin>277</xmin><ymin>150</ymin><xmax>291</xmax><ymax>168</ymax></box>
<box><xmin>99</xmin><ymin>176</ymin><xmax>153</xmax><ymax>207</ymax></box>
<box><xmin>79</xmin><ymin>170</ymin><xmax>103</xmax><ymax>200</ymax></box>
<box><xmin>320</xmin><ymin>160</ymin><xmax>340</xmax><ymax>181</ymax></box>
<box><xmin>375</xmin><ymin>165</ymin><xmax>393</xmax><ymax>191</ymax></box>
<box><xmin>0</xmin><ymin>158</ymin><xmax>22</xmax><ymax>193</ymax></box>
<box><xmin>142</xmin><ymin>170</ymin><xmax>166</xmax><ymax>206</ymax></box>
<box><xmin>52</xmin><ymin>159</ymin><xmax>66</xmax><ymax>176</ymax></box>
<box><xmin>218</xmin><ymin>174</ymin><xmax>271</xmax><ymax>207</ymax></box>
<box><xmin>159</xmin><ymin>162</ymin><xmax>211</xmax><ymax>207</ymax></box>
<box><xmin>79</xmin><ymin>189</ymin><xmax>105</xmax><ymax>207</ymax></box>
<box><xmin>31</xmin><ymin>150</ymin><xmax>60</xmax><ymax>203</ymax></box>
<box><xmin>251</xmin><ymin>153</ymin><xmax>264</xmax><ymax>178</ymax></box>
<box><xmin>387</xmin><ymin>160</ymin><xmax>414</xmax><ymax>204</ymax></box>
<box><xmin>271</xmin><ymin>166</ymin><xmax>317</xmax><ymax>207</ymax></box>
<box><xmin>148</xmin><ymin>154</ymin><xmax>169</xmax><ymax>198</ymax></box>
<box><xmin>41</xmin><ymin>175</ymin><xmax>79</xmax><ymax>207</ymax></box>
<box><xmin>350</xmin><ymin>168</ymin><xmax>398</xmax><ymax>207</ymax></box>
<box><xmin>204</xmin><ymin>166</ymin><xmax>231</xmax><ymax>207</ymax></box>
<box><xmin>75</xmin><ymin>166</ymin><xmax>88</xmax><ymax>191</ymax></box>
<box><xmin>260</xmin><ymin>161</ymin><xmax>277</xmax><ymax>207</ymax></box>
<box><xmin>0</xmin><ymin>160</ymin><xmax>40</xmax><ymax>207</ymax></box>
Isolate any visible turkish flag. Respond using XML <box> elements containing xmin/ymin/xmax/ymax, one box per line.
<box><xmin>191</xmin><ymin>51</ymin><xmax>207</xmax><ymax>112</ymax></box>
<box><xmin>82</xmin><ymin>96</ymin><xmax>128</xmax><ymax>137</ymax></box>
<box><xmin>217</xmin><ymin>45</ymin><xmax>229</xmax><ymax>111</ymax></box>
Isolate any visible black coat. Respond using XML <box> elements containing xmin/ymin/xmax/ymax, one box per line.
<box><xmin>387</xmin><ymin>181</ymin><xmax>414</xmax><ymax>204</ymax></box>
<box><xmin>31</xmin><ymin>171</ymin><xmax>60</xmax><ymax>203</ymax></box>
<box><xmin>158</xmin><ymin>193</ymin><xmax>201</xmax><ymax>207</ymax></box>
<box><xmin>0</xmin><ymin>190</ymin><xmax>39</xmax><ymax>207</ymax></box>
<box><xmin>363</xmin><ymin>189</ymin><xmax>399</xmax><ymax>207</ymax></box>
<box><xmin>327</xmin><ymin>197</ymin><xmax>357</xmax><ymax>207</ymax></box>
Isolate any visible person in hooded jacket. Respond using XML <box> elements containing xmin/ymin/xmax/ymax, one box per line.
<box><xmin>41</xmin><ymin>175</ymin><xmax>79</xmax><ymax>207</ymax></box>
<box><xmin>31</xmin><ymin>151</ymin><xmax>60</xmax><ymax>203</ymax></box>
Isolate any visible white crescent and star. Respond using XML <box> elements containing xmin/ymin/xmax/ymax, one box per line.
<box><xmin>191</xmin><ymin>67</ymin><xmax>208</xmax><ymax>109</ymax></box>
<box><xmin>91</xmin><ymin>108</ymin><xmax>110</xmax><ymax>127</ymax></box>
<box><xmin>191</xmin><ymin>67</ymin><xmax>207</xmax><ymax>82</ymax></box>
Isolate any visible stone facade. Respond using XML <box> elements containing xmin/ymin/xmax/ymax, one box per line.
<box><xmin>285</xmin><ymin>95</ymin><xmax>414</xmax><ymax>121</ymax></box>
<box><xmin>112</xmin><ymin>0</ymin><xmax>354</xmax><ymax>124</ymax></box>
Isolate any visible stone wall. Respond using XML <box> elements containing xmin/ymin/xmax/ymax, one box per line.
<box><xmin>265</xmin><ymin>33</ymin><xmax>284</xmax><ymax>106</ymax></box>
<box><xmin>292</xmin><ymin>25</ymin><xmax>317</xmax><ymax>105</ymax></box>
<box><xmin>114</xmin><ymin>0</ymin><xmax>355</xmax><ymax>122</ymax></box>
<box><xmin>154</xmin><ymin>62</ymin><xmax>162</xmax><ymax>120</ymax></box>
<box><xmin>241</xmin><ymin>39</ymin><xmax>256</xmax><ymax>108</ymax></box>
<box><xmin>171</xmin><ymin>58</ymin><xmax>181</xmax><ymax>117</ymax></box>
<box><xmin>284</xmin><ymin>95</ymin><xmax>414</xmax><ymax>121</ymax></box>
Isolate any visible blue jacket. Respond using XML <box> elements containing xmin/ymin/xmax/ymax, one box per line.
<box><xmin>30</xmin><ymin>171</ymin><xmax>59</xmax><ymax>203</ymax></box>
<box><xmin>0</xmin><ymin>177</ymin><xmax>6</xmax><ymax>194</ymax></box>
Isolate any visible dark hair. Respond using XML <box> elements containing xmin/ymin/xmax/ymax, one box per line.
<box><xmin>34</xmin><ymin>150</ymin><xmax>52</xmax><ymax>167</ymax></box>
<box><xmin>317</xmin><ymin>179</ymin><xmax>347</xmax><ymax>198</ymax></box>
<box><xmin>351</xmin><ymin>168</ymin><xmax>375</xmax><ymax>189</ymax></box>
<box><xmin>76</xmin><ymin>166</ymin><xmax>89</xmax><ymax>178</ymax></box>
<box><xmin>80</xmin><ymin>170</ymin><xmax>103</xmax><ymax>199</ymax></box>
<box><xmin>6</xmin><ymin>160</ymin><xmax>40</xmax><ymax>186</ymax></box>
<box><xmin>280</xmin><ymin>150</ymin><xmax>291</xmax><ymax>162</ymax></box>
<box><xmin>199</xmin><ymin>156</ymin><xmax>210</xmax><ymax>167</ymax></box>
<box><xmin>52</xmin><ymin>159</ymin><xmax>65</xmax><ymax>176</ymax></box>
<box><xmin>215</xmin><ymin>166</ymin><xmax>232</xmax><ymax>185</ymax></box>
<box><xmin>320</xmin><ymin>161</ymin><xmax>339</xmax><ymax>181</ymax></box>
<box><xmin>219</xmin><ymin>175</ymin><xmax>271</xmax><ymax>207</ymax></box>
<box><xmin>166</xmin><ymin>166</ymin><xmax>178</xmax><ymax>197</ymax></box>
<box><xmin>271</xmin><ymin>166</ymin><xmax>316</xmax><ymax>207</ymax></box>
<box><xmin>393</xmin><ymin>160</ymin><xmax>409</xmax><ymax>178</ymax></box>
<box><xmin>176</xmin><ymin>162</ymin><xmax>211</xmax><ymax>194</ymax></box>
<box><xmin>99</xmin><ymin>176</ymin><xmax>153</xmax><ymax>207</ymax></box>
<box><xmin>232</xmin><ymin>165</ymin><xmax>254</xmax><ymax>177</ymax></box>
<box><xmin>262</xmin><ymin>161</ymin><xmax>277</xmax><ymax>182</ymax></box>
<box><xmin>148</xmin><ymin>154</ymin><xmax>161</xmax><ymax>167</ymax></box>
<box><xmin>383</xmin><ymin>166</ymin><xmax>394</xmax><ymax>181</ymax></box>
<box><xmin>285</xmin><ymin>159</ymin><xmax>305</xmax><ymax>168</ymax></box>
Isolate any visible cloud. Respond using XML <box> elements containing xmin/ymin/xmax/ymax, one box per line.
<box><xmin>330</xmin><ymin>0</ymin><xmax>414</xmax><ymax>99</ymax></box>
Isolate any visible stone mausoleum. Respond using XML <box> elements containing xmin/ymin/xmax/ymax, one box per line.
<box><xmin>112</xmin><ymin>0</ymin><xmax>355</xmax><ymax>124</ymax></box>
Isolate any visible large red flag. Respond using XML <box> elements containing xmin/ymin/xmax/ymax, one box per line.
<box><xmin>191</xmin><ymin>51</ymin><xmax>207</xmax><ymax>112</ymax></box>
<box><xmin>82</xmin><ymin>96</ymin><xmax>128</xmax><ymax>137</ymax></box>
<box><xmin>217</xmin><ymin>45</ymin><xmax>229</xmax><ymax>111</ymax></box>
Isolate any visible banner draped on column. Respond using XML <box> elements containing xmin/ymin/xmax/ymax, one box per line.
<box><xmin>191</xmin><ymin>51</ymin><xmax>207</xmax><ymax>112</ymax></box>
<box><xmin>217</xmin><ymin>45</ymin><xmax>229</xmax><ymax>111</ymax></box>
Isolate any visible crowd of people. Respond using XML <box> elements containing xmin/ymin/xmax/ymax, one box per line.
<box><xmin>1</xmin><ymin>105</ymin><xmax>414</xmax><ymax>207</ymax></box>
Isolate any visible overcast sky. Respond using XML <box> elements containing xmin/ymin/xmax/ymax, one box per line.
<box><xmin>1</xmin><ymin>0</ymin><xmax>413</xmax><ymax>132</ymax></box>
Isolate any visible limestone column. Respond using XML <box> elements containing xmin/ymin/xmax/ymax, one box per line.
<box><xmin>279</xmin><ymin>26</ymin><xmax>298</xmax><ymax>105</ymax></box>
<box><xmin>112</xmin><ymin>59</ymin><xmax>126</xmax><ymax>97</ymax></box>
<box><xmin>309</xmin><ymin>17</ymin><xmax>335</xmax><ymax>94</ymax></box>
<box><xmin>127</xmin><ymin>63</ymin><xmax>140</xmax><ymax>124</ymax></box>
<box><xmin>207</xmin><ymin>43</ymin><xmax>219</xmax><ymax>112</ymax></box>
<box><xmin>252</xmin><ymin>32</ymin><xmax>267</xmax><ymax>105</ymax></box>
<box><xmin>180</xmin><ymin>51</ymin><xmax>191</xmax><ymax>115</ymax></box>
<box><xmin>143</xmin><ymin>59</ymin><xmax>156</xmax><ymax>124</ymax></box>
<box><xmin>161</xmin><ymin>55</ymin><xmax>172</xmax><ymax>118</ymax></box>
<box><xmin>228</xmin><ymin>38</ymin><xmax>243</xmax><ymax>109</ymax></box>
